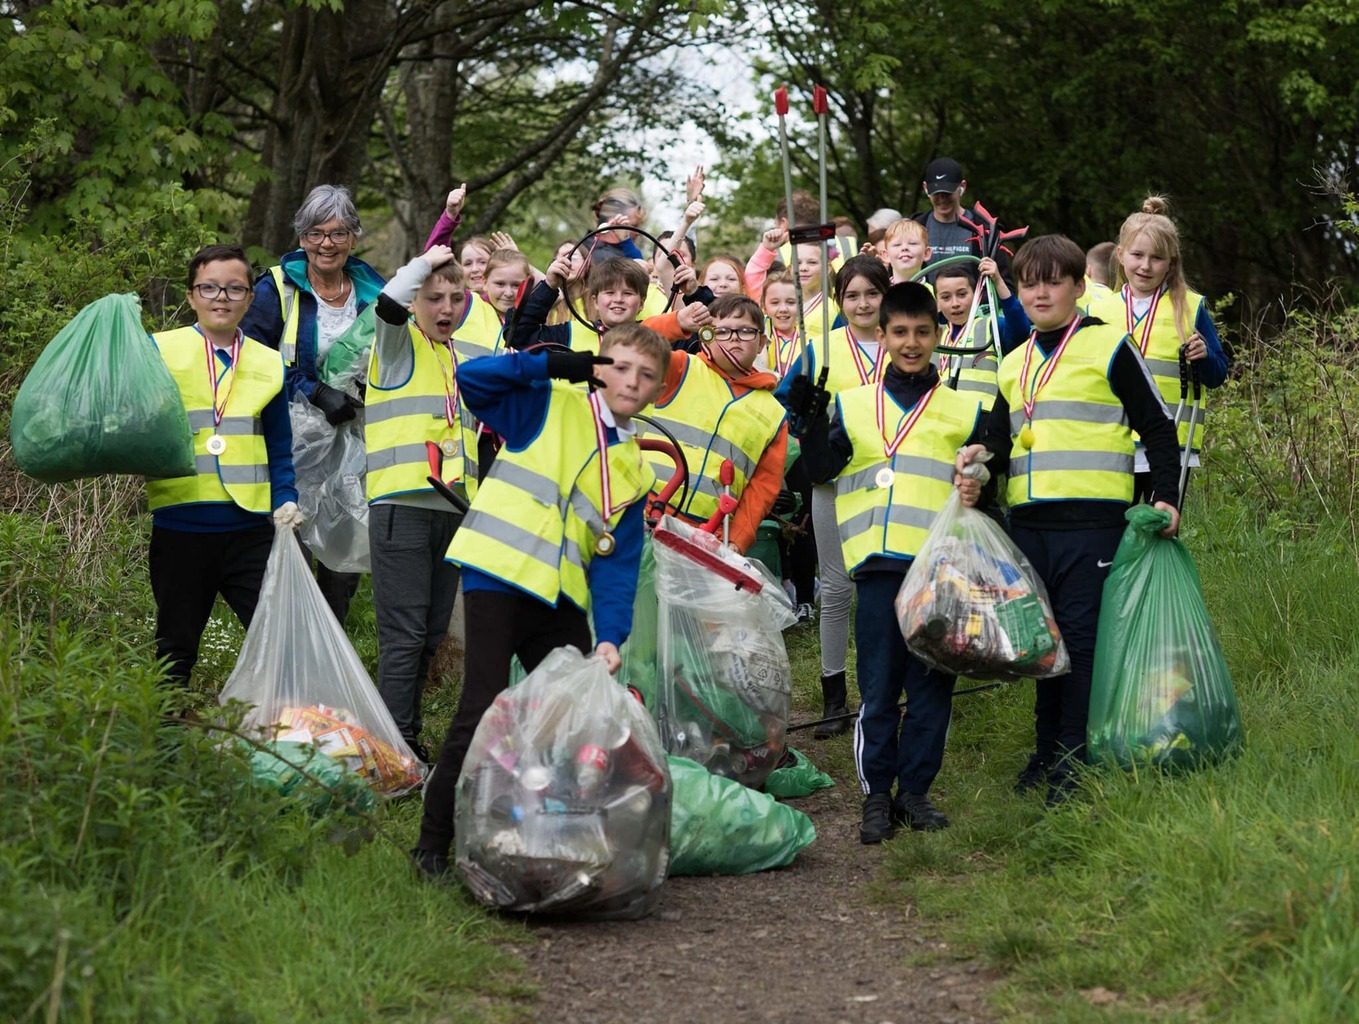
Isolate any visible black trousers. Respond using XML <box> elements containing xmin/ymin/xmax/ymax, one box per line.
<box><xmin>1008</xmin><ymin>522</ymin><xmax>1124</xmax><ymax>764</ymax></box>
<box><xmin>416</xmin><ymin>589</ymin><xmax>592</xmax><ymax>855</ymax></box>
<box><xmin>298</xmin><ymin>536</ymin><xmax>361</xmax><ymax>626</ymax></box>
<box><xmin>149</xmin><ymin>522</ymin><xmax>274</xmax><ymax>686</ymax></box>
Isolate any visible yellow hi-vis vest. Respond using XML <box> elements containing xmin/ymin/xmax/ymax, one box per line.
<box><xmin>446</xmin><ymin>385</ymin><xmax>655</xmax><ymax>609</ymax></box>
<box><xmin>833</xmin><ymin>382</ymin><xmax>980</xmax><ymax>572</ymax></box>
<box><xmin>364</xmin><ymin>324</ymin><xmax>480</xmax><ymax>502</ymax></box>
<box><xmin>997</xmin><ymin>322</ymin><xmax>1135</xmax><ymax>507</ymax></box>
<box><xmin>818</xmin><ymin>327</ymin><xmax>887</xmax><ymax>396</ymax></box>
<box><xmin>1088</xmin><ymin>288</ymin><xmax>1207</xmax><ymax>450</ymax></box>
<box><xmin>146</xmin><ymin>327</ymin><xmax>283</xmax><ymax>513</ymax></box>
<box><xmin>939</xmin><ymin>322</ymin><xmax>1000</xmax><ymax>412</ymax></box>
<box><xmin>449</xmin><ymin>291</ymin><xmax>507</xmax><ymax>361</ymax></box>
<box><xmin>268</xmin><ymin>265</ymin><xmax>302</xmax><ymax>365</ymax></box>
<box><xmin>640</xmin><ymin>359</ymin><xmax>787</xmax><ymax>523</ymax></box>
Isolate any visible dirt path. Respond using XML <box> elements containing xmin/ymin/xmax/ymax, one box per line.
<box><xmin>509</xmin><ymin>778</ymin><xmax>999</xmax><ymax>1024</ymax></box>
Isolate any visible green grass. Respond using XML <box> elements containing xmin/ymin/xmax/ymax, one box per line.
<box><xmin>798</xmin><ymin>494</ymin><xmax>1359</xmax><ymax>1022</ymax></box>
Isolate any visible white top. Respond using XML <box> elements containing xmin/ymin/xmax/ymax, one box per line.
<box><xmin>315</xmin><ymin>287</ymin><xmax>358</xmax><ymax>361</ymax></box>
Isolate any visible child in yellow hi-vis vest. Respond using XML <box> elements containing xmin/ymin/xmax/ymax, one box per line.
<box><xmin>411</xmin><ymin>323</ymin><xmax>671</xmax><ymax>882</ymax></box>
<box><xmin>147</xmin><ymin>244</ymin><xmax>299</xmax><ymax>695</ymax></box>
<box><xmin>796</xmin><ymin>282</ymin><xmax>985</xmax><ymax>843</ymax></box>
<box><xmin>958</xmin><ymin>234</ymin><xmax>1181</xmax><ymax>807</ymax></box>
<box><xmin>365</xmin><ymin>244</ymin><xmax>478</xmax><ymax>760</ymax></box>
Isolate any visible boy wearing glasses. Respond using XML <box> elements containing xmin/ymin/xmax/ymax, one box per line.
<box><xmin>641</xmin><ymin>294</ymin><xmax>788</xmax><ymax>552</ymax></box>
<box><xmin>146</xmin><ymin>244</ymin><xmax>300</xmax><ymax>697</ymax></box>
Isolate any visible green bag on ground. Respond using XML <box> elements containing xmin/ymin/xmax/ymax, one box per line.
<box><xmin>320</xmin><ymin>303</ymin><xmax>375</xmax><ymax>393</ymax></box>
<box><xmin>1087</xmin><ymin>506</ymin><xmax>1244</xmax><ymax>769</ymax></box>
<box><xmin>10</xmin><ymin>294</ymin><xmax>195</xmax><ymax>482</ymax></box>
<box><xmin>244</xmin><ymin>740</ymin><xmax>376</xmax><ymax>814</ymax></box>
<box><xmin>763</xmin><ymin>747</ymin><xmax>834</xmax><ymax>798</ymax></box>
<box><xmin>667</xmin><ymin>756</ymin><xmax>815</xmax><ymax>875</ymax></box>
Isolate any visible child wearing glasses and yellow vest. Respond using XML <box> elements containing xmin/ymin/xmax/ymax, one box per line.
<box><xmin>147</xmin><ymin>244</ymin><xmax>299</xmax><ymax>695</ymax></box>
<box><xmin>797</xmin><ymin>282</ymin><xmax>985</xmax><ymax>843</ymax></box>
<box><xmin>957</xmin><ymin>235</ymin><xmax>1181</xmax><ymax>807</ymax></box>
<box><xmin>641</xmin><ymin>294</ymin><xmax>788</xmax><ymax>552</ymax></box>
<box><xmin>364</xmin><ymin>244</ymin><xmax>480</xmax><ymax>761</ymax></box>
<box><xmin>411</xmin><ymin>323</ymin><xmax>670</xmax><ymax>882</ymax></box>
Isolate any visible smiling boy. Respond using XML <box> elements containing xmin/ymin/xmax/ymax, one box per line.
<box><xmin>797</xmin><ymin>282</ymin><xmax>985</xmax><ymax>843</ymax></box>
<box><xmin>364</xmin><ymin>244</ymin><xmax>480</xmax><ymax>759</ymax></box>
<box><xmin>146</xmin><ymin>244</ymin><xmax>299</xmax><ymax>696</ymax></box>
<box><xmin>411</xmin><ymin>323</ymin><xmax>669</xmax><ymax>881</ymax></box>
<box><xmin>641</xmin><ymin>294</ymin><xmax>788</xmax><ymax>552</ymax></box>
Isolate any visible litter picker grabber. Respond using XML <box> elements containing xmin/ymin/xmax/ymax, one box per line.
<box><xmin>425</xmin><ymin>439</ymin><xmax>471</xmax><ymax>515</ymax></box>
<box><xmin>958</xmin><ymin>203</ymin><xmax>1029</xmax><ymax>357</ymax></box>
<box><xmin>773</xmin><ymin>86</ymin><xmax>837</xmax><ymax>402</ymax></box>
<box><xmin>1175</xmin><ymin>347</ymin><xmax>1202</xmax><ymax>506</ymax></box>
<box><xmin>560</xmin><ymin>224</ymin><xmax>686</xmax><ymax>329</ymax></box>
<box><xmin>915</xmin><ymin>254</ymin><xmax>994</xmax><ymax>391</ymax></box>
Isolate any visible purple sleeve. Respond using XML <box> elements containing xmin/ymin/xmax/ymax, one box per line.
<box><xmin>424</xmin><ymin>210</ymin><xmax>463</xmax><ymax>251</ymax></box>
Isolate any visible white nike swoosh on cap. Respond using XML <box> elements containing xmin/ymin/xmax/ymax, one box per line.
<box><xmin>1097</xmin><ymin>559</ymin><xmax>1113</xmax><ymax>568</ymax></box>
<box><xmin>934</xmin><ymin>173</ymin><xmax>946</xmax><ymax>179</ymax></box>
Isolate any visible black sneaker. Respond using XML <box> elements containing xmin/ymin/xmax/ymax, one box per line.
<box><xmin>859</xmin><ymin>793</ymin><xmax>898</xmax><ymax>844</ymax></box>
<box><xmin>409</xmin><ymin>740</ymin><xmax>433</xmax><ymax>765</ymax></box>
<box><xmin>411</xmin><ymin>847</ymin><xmax>453</xmax><ymax>884</ymax></box>
<box><xmin>1044</xmin><ymin>763</ymin><xmax>1080</xmax><ymax>809</ymax></box>
<box><xmin>894</xmin><ymin>792</ymin><xmax>949</xmax><ymax>831</ymax></box>
<box><xmin>1013</xmin><ymin>754</ymin><xmax>1051</xmax><ymax>795</ymax></box>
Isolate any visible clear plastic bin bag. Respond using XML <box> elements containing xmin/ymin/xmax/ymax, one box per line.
<box><xmin>455</xmin><ymin>647</ymin><xmax>672</xmax><ymax>919</ymax></box>
<box><xmin>895</xmin><ymin>461</ymin><xmax>1068</xmax><ymax>681</ymax></box>
<box><xmin>11</xmin><ymin>294</ymin><xmax>195</xmax><ymax>482</ymax></box>
<box><xmin>652</xmin><ymin>515</ymin><xmax>797</xmax><ymax>789</ymax></box>
<box><xmin>218</xmin><ymin>526</ymin><xmax>421</xmax><ymax>796</ymax></box>
<box><xmin>289</xmin><ymin>392</ymin><xmax>370</xmax><ymax>573</ymax></box>
<box><xmin>1088</xmin><ymin>505</ymin><xmax>1243</xmax><ymax>769</ymax></box>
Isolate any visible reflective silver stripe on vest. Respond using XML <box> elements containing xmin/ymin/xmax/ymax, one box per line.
<box><xmin>647</xmin><ymin>417</ymin><xmax>758</xmax><ymax>481</ymax></box>
<box><xmin>186</xmin><ymin>409</ymin><xmax>261</xmax><ymax>434</ymax></box>
<box><xmin>365</xmin><ymin>395</ymin><xmax>447</xmax><ymax>424</ymax></box>
<box><xmin>1008</xmin><ymin>401</ymin><xmax>1129</xmax><ymax>432</ymax></box>
<box><xmin>367</xmin><ymin>443</ymin><xmax>433</xmax><ymax>472</ymax></box>
<box><xmin>1009</xmin><ymin>451</ymin><xmax>1135</xmax><ymax>477</ymax></box>
<box><xmin>461</xmin><ymin>508</ymin><xmax>563</xmax><ymax>571</ymax></box>
<box><xmin>280</xmin><ymin>280</ymin><xmax>297</xmax><ymax>364</ymax></box>
<box><xmin>194</xmin><ymin>454</ymin><xmax>218</xmax><ymax>474</ymax></box>
<box><xmin>219</xmin><ymin>463</ymin><xmax>271</xmax><ymax>485</ymax></box>
<box><xmin>836</xmin><ymin>502</ymin><xmax>936</xmax><ymax>544</ymax></box>
<box><xmin>956</xmin><ymin>379</ymin><xmax>998</xmax><ymax>395</ymax></box>
<box><xmin>835</xmin><ymin>455</ymin><xmax>955</xmax><ymax>496</ymax></box>
<box><xmin>455</xmin><ymin>339</ymin><xmax>496</xmax><ymax>360</ymax></box>
<box><xmin>492</xmin><ymin>461</ymin><xmax>568</xmax><ymax>516</ymax></box>
<box><xmin>568</xmin><ymin>488</ymin><xmax>606</xmax><ymax>535</ymax></box>
<box><xmin>1172</xmin><ymin>407</ymin><xmax>1208</xmax><ymax>428</ymax></box>
<box><xmin>1143</xmin><ymin>356</ymin><xmax>1179</xmax><ymax>378</ymax></box>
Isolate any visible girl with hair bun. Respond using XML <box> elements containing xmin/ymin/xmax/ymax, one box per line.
<box><xmin>1087</xmin><ymin>195</ymin><xmax>1230</xmax><ymax>503</ymax></box>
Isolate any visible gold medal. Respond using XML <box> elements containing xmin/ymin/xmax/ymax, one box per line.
<box><xmin>594</xmin><ymin>532</ymin><xmax>616</xmax><ymax>557</ymax></box>
<box><xmin>875</xmin><ymin>467</ymin><xmax>895</xmax><ymax>489</ymax></box>
<box><xmin>206</xmin><ymin>434</ymin><xmax>227</xmax><ymax>456</ymax></box>
<box><xmin>1018</xmin><ymin>425</ymin><xmax>1035</xmax><ymax>450</ymax></box>
<box><xmin>440</xmin><ymin>438</ymin><xmax>460</xmax><ymax>457</ymax></box>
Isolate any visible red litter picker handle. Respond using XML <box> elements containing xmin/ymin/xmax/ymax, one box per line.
<box><xmin>774</xmin><ymin>87</ymin><xmax>789</xmax><ymax>116</ymax></box>
<box><xmin>812</xmin><ymin>85</ymin><xmax>828</xmax><ymax>114</ymax></box>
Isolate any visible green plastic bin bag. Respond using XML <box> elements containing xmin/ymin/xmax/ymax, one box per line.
<box><xmin>668</xmin><ymin>756</ymin><xmax>815</xmax><ymax>875</ymax></box>
<box><xmin>10</xmin><ymin>294</ymin><xmax>195</xmax><ymax>482</ymax></box>
<box><xmin>1087</xmin><ymin>506</ymin><xmax>1243</xmax><ymax>770</ymax></box>
<box><xmin>763</xmin><ymin>747</ymin><xmax>834</xmax><ymax>799</ymax></box>
<box><xmin>320</xmin><ymin>303</ymin><xmax>374</xmax><ymax>394</ymax></box>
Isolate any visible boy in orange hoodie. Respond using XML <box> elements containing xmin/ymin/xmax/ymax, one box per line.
<box><xmin>640</xmin><ymin>294</ymin><xmax>788</xmax><ymax>551</ymax></box>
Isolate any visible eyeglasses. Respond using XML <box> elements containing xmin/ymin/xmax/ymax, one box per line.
<box><xmin>302</xmin><ymin>228</ymin><xmax>353</xmax><ymax>244</ymax></box>
<box><xmin>711</xmin><ymin>326</ymin><xmax>762</xmax><ymax>342</ymax></box>
<box><xmin>192</xmin><ymin>283</ymin><xmax>251</xmax><ymax>301</ymax></box>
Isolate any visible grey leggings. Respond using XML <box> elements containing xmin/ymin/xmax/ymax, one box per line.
<box><xmin>811</xmin><ymin>484</ymin><xmax>854</xmax><ymax>676</ymax></box>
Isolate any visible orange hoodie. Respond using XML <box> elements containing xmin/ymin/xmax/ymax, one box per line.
<box><xmin>651</xmin><ymin>350</ymin><xmax>789</xmax><ymax>553</ymax></box>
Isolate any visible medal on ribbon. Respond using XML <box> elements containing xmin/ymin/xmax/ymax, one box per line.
<box><xmin>199</xmin><ymin>327</ymin><xmax>241</xmax><ymax>459</ymax></box>
<box><xmin>875</xmin><ymin>378</ymin><xmax>938</xmax><ymax>489</ymax></box>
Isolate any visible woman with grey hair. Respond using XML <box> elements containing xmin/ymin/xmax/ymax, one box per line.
<box><xmin>240</xmin><ymin>185</ymin><xmax>385</xmax><ymax>626</ymax></box>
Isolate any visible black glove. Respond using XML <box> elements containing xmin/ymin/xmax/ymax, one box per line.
<box><xmin>312</xmin><ymin>381</ymin><xmax>358</xmax><ymax>425</ymax></box>
<box><xmin>785</xmin><ymin>374</ymin><xmax>830</xmax><ymax>438</ymax></box>
<box><xmin>772</xmin><ymin>486</ymin><xmax>798</xmax><ymax>517</ymax></box>
<box><xmin>545</xmin><ymin>350</ymin><xmax>614</xmax><ymax>389</ymax></box>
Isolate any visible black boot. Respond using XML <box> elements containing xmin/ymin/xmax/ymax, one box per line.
<box><xmin>813</xmin><ymin>670</ymin><xmax>851</xmax><ymax>739</ymax></box>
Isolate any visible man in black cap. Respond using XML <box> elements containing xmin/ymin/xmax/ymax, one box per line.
<box><xmin>912</xmin><ymin>157</ymin><xmax>1012</xmax><ymax>285</ymax></box>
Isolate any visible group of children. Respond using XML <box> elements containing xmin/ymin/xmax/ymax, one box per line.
<box><xmin>146</xmin><ymin>165</ymin><xmax>1230</xmax><ymax>863</ymax></box>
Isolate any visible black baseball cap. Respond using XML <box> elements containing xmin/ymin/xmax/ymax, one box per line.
<box><xmin>923</xmin><ymin>157</ymin><xmax>964</xmax><ymax>194</ymax></box>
